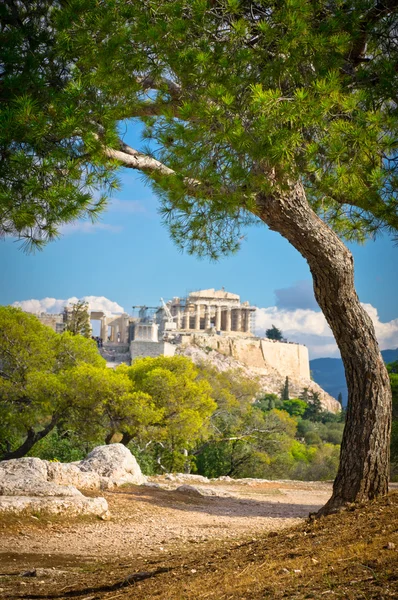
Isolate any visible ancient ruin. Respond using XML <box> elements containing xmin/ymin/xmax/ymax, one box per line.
<box><xmin>35</xmin><ymin>288</ymin><xmax>307</xmax><ymax>379</ymax></box>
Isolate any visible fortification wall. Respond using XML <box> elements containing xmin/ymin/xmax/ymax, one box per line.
<box><xmin>260</xmin><ymin>339</ymin><xmax>310</xmax><ymax>379</ymax></box>
<box><xmin>179</xmin><ymin>333</ymin><xmax>310</xmax><ymax>380</ymax></box>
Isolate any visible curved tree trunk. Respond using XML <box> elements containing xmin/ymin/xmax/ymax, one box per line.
<box><xmin>1</xmin><ymin>413</ymin><xmax>59</xmax><ymax>461</ymax></box>
<box><xmin>256</xmin><ymin>181</ymin><xmax>392</xmax><ymax>514</ymax></box>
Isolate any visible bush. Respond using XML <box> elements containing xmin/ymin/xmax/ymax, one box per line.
<box><xmin>28</xmin><ymin>429</ymin><xmax>88</xmax><ymax>462</ymax></box>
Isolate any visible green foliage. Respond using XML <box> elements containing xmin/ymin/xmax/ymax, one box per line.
<box><xmin>2</xmin><ymin>1</ymin><xmax>398</xmax><ymax>250</ymax></box>
<box><xmin>0</xmin><ymin>1</ymin><xmax>119</xmax><ymax>249</ymax></box>
<box><xmin>126</xmin><ymin>355</ymin><xmax>217</xmax><ymax>472</ymax></box>
<box><xmin>282</xmin><ymin>398</ymin><xmax>307</xmax><ymax>417</ymax></box>
<box><xmin>0</xmin><ymin>306</ymin><xmax>105</xmax><ymax>457</ymax></box>
<box><xmin>65</xmin><ymin>301</ymin><xmax>91</xmax><ymax>338</ymax></box>
<box><xmin>255</xmin><ymin>393</ymin><xmax>282</xmax><ymax>412</ymax></box>
<box><xmin>280</xmin><ymin>376</ymin><xmax>290</xmax><ymax>401</ymax></box>
<box><xmin>266</xmin><ymin>325</ymin><xmax>283</xmax><ymax>341</ymax></box>
<box><xmin>28</xmin><ymin>428</ymin><xmax>88</xmax><ymax>462</ymax></box>
<box><xmin>303</xmin><ymin>391</ymin><xmax>323</xmax><ymax>422</ymax></box>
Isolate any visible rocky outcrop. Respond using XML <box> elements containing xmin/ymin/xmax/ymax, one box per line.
<box><xmin>78</xmin><ymin>444</ymin><xmax>146</xmax><ymax>487</ymax></box>
<box><xmin>178</xmin><ymin>342</ymin><xmax>341</xmax><ymax>413</ymax></box>
<box><xmin>0</xmin><ymin>444</ymin><xmax>146</xmax><ymax>517</ymax></box>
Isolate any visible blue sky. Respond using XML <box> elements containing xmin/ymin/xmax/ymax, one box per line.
<box><xmin>1</xmin><ymin>123</ymin><xmax>397</xmax><ymax>359</ymax></box>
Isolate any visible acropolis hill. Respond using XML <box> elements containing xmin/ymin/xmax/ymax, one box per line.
<box><xmin>37</xmin><ymin>288</ymin><xmax>341</xmax><ymax>413</ymax></box>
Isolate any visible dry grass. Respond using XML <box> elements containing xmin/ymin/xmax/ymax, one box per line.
<box><xmin>105</xmin><ymin>493</ymin><xmax>398</xmax><ymax>600</ymax></box>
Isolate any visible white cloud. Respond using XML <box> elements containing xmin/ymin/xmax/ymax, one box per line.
<box><xmin>59</xmin><ymin>222</ymin><xmax>122</xmax><ymax>235</ymax></box>
<box><xmin>255</xmin><ymin>304</ymin><xmax>398</xmax><ymax>359</ymax></box>
<box><xmin>13</xmin><ymin>296</ymin><xmax>125</xmax><ymax>316</ymax></box>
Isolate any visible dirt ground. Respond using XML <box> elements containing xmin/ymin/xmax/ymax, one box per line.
<box><xmin>0</xmin><ymin>477</ymin><xmax>333</xmax><ymax>599</ymax></box>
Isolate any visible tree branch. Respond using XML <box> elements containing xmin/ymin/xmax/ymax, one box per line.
<box><xmin>349</xmin><ymin>0</ymin><xmax>398</xmax><ymax>65</ymax></box>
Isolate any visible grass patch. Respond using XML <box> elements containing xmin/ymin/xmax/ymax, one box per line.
<box><xmin>106</xmin><ymin>492</ymin><xmax>398</xmax><ymax>599</ymax></box>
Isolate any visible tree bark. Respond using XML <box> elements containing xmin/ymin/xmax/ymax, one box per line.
<box><xmin>256</xmin><ymin>181</ymin><xmax>392</xmax><ymax>514</ymax></box>
<box><xmin>1</xmin><ymin>413</ymin><xmax>59</xmax><ymax>460</ymax></box>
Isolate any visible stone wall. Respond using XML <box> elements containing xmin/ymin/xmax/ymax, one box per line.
<box><xmin>130</xmin><ymin>340</ymin><xmax>176</xmax><ymax>361</ymax></box>
<box><xmin>179</xmin><ymin>333</ymin><xmax>310</xmax><ymax>380</ymax></box>
<box><xmin>36</xmin><ymin>313</ymin><xmax>65</xmax><ymax>333</ymax></box>
<box><xmin>260</xmin><ymin>339</ymin><xmax>310</xmax><ymax>379</ymax></box>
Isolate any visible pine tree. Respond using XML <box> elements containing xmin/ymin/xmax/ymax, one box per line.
<box><xmin>338</xmin><ymin>392</ymin><xmax>343</xmax><ymax>405</ymax></box>
<box><xmin>266</xmin><ymin>325</ymin><xmax>283</xmax><ymax>341</ymax></box>
<box><xmin>2</xmin><ymin>0</ymin><xmax>396</xmax><ymax>513</ymax></box>
<box><xmin>65</xmin><ymin>302</ymin><xmax>91</xmax><ymax>338</ymax></box>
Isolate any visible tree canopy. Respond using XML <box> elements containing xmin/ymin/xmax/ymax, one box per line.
<box><xmin>0</xmin><ymin>306</ymin><xmax>104</xmax><ymax>458</ymax></box>
<box><xmin>266</xmin><ymin>325</ymin><xmax>283</xmax><ymax>341</ymax></box>
<box><xmin>1</xmin><ymin>0</ymin><xmax>397</xmax><ymax>248</ymax></box>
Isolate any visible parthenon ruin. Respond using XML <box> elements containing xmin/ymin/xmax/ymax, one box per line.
<box><xmin>158</xmin><ymin>288</ymin><xmax>256</xmax><ymax>335</ymax></box>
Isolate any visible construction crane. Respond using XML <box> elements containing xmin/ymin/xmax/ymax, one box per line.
<box><xmin>160</xmin><ymin>298</ymin><xmax>177</xmax><ymax>330</ymax></box>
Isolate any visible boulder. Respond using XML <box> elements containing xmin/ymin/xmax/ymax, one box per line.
<box><xmin>176</xmin><ymin>485</ymin><xmax>203</xmax><ymax>496</ymax></box>
<box><xmin>0</xmin><ymin>495</ymin><xmax>109</xmax><ymax>517</ymax></box>
<box><xmin>0</xmin><ymin>444</ymin><xmax>146</xmax><ymax>517</ymax></box>
<box><xmin>47</xmin><ymin>462</ymin><xmax>101</xmax><ymax>490</ymax></box>
<box><xmin>78</xmin><ymin>444</ymin><xmax>146</xmax><ymax>488</ymax></box>
<box><xmin>0</xmin><ymin>458</ymin><xmax>82</xmax><ymax>497</ymax></box>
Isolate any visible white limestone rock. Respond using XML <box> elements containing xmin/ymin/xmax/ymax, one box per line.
<box><xmin>0</xmin><ymin>458</ymin><xmax>82</xmax><ymax>497</ymax></box>
<box><xmin>78</xmin><ymin>444</ymin><xmax>146</xmax><ymax>488</ymax></box>
<box><xmin>47</xmin><ymin>462</ymin><xmax>101</xmax><ymax>490</ymax></box>
<box><xmin>0</xmin><ymin>495</ymin><xmax>108</xmax><ymax>517</ymax></box>
<box><xmin>0</xmin><ymin>444</ymin><xmax>145</xmax><ymax>517</ymax></box>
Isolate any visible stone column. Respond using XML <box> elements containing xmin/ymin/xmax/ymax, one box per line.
<box><xmin>194</xmin><ymin>303</ymin><xmax>201</xmax><ymax>330</ymax></box>
<box><xmin>244</xmin><ymin>310</ymin><xmax>251</xmax><ymax>333</ymax></box>
<box><xmin>225</xmin><ymin>307</ymin><xmax>231</xmax><ymax>332</ymax></box>
<box><xmin>121</xmin><ymin>316</ymin><xmax>129</xmax><ymax>343</ymax></box>
<box><xmin>205</xmin><ymin>304</ymin><xmax>211</xmax><ymax>329</ymax></box>
<box><xmin>100</xmin><ymin>317</ymin><xmax>107</xmax><ymax>342</ymax></box>
<box><xmin>175</xmin><ymin>307</ymin><xmax>181</xmax><ymax>329</ymax></box>
<box><xmin>183</xmin><ymin>305</ymin><xmax>190</xmax><ymax>330</ymax></box>
<box><xmin>236</xmin><ymin>309</ymin><xmax>242</xmax><ymax>332</ymax></box>
<box><xmin>215</xmin><ymin>305</ymin><xmax>221</xmax><ymax>330</ymax></box>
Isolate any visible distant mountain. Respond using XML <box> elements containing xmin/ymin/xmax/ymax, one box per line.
<box><xmin>310</xmin><ymin>349</ymin><xmax>398</xmax><ymax>406</ymax></box>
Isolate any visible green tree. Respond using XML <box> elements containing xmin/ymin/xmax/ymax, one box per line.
<box><xmin>0</xmin><ymin>0</ymin><xmax>117</xmax><ymax>250</ymax></box>
<box><xmin>255</xmin><ymin>393</ymin><xmax>282</xmax><ymax>412</ymax></box>
<box><xmin>265</xmin><ymin>325</ymin><xmax>283</xmax><ymax>342</ymax></box>
<box><xmin>304</xmin><ymin>391</ymin><xmax>324</xmax><ymax>422</ymax></box>
<box><xmin>280</xmin><ymin>376</ymin><xmax>290</xmax><ymax>401</ymax></box>
<box><xmin>2</xmin><ymin>1</ymin><xmax>397</xmax><ymax>511</ymax></box>
<box><xmin>282</xmin><ymin>398</ymin><xmax>308</xmax><ymax>418</ymax></box>
<box><xmin>65</xmin><ymin>301</ymin><xmax>91</xmax><ymax>338</ymax></box>
<box><xmin>337</xmin><ymin>392</ymin><xmax>343</xmax><ymax>406</ymax></box>
<box><xmin>0</xmin><ymin>306</ymin><xmax>104</xmax><ymax>459</ymax></box>
<box><xmin>126</xmin><ymin>356</ymin><xmax>216</xmax><ymax>472</ymax></box>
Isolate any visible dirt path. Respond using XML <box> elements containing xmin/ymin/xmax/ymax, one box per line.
<box><xmin>0</xmin><ymin>478</ymin><xmax>333</xmax><ymax>599</ymax></box>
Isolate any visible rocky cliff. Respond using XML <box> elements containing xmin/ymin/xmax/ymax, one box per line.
<box><xmin>178</xmin><ymin>340</ymin><xmax>341</xmax><ymax>414</ymax></box>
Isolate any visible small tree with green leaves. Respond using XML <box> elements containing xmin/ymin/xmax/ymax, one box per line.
<box><xmin>266</xmin><ymin>325</ymin><xmax>283</xmax><ymax>342</ymax></box>
<box><xmin>304</xmin><ymin>392</ymin><xmax>324</xmax><ymax>423</ymax></box>
<box><xmin>65</xmin><ymin>301</ymin><xmax>91</xmax><ymax>338</ymax></box>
